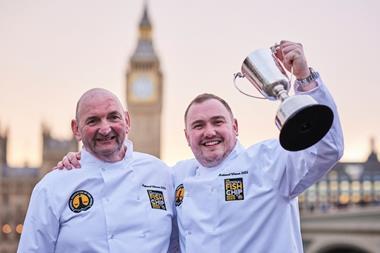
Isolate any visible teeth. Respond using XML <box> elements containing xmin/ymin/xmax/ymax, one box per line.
<box><xmin>97</xmin><ymin>138</ymin><xmax>113</xmax><ymax>141</ymax></box>
<box><xmin>97</xmin><ymin>136</ymin><xmax>115</xmax><ymax>141</ymax></box>
<box><xmin>204</xmin><ymin>140</ymin><xmax>219</xmax><ymax>146</ymax></box>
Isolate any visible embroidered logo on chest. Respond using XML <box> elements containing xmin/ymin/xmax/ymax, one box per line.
<box><xmin>175</xmin><ymin>184</ymin><xmax>185</xmax><ymax>206</ymax></box>
<box><xmin>147</xmin><ymin>190</ymin><xmax>167</xmax><ymax>210</ymax></box>
<box><xmin>224</xmin><ymin>178</ymin><xmax>244</xmax><ymax>201</ymax></box>
<box><xmin>68</xmin><ymin>190</ymin><xmax>94</xmax><ymax>213</ymax></box>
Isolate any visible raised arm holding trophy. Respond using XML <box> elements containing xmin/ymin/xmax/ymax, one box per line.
<box><xmin>234</xmin><ymin>41</ymin><xmax>334</xmax><ymax>151</ymax></box>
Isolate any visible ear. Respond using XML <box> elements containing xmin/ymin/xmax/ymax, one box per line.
<box><xmin>71</xmin><ymin>119</ymin><xmax>82</xmax><ymax>141</ymax></box>
<box><xmin>233</xmin><ymin>118</ymin><xmax>239</xmax><ymax>136</ymax></box>
<box><xmin>184</xmin><ymin>128</ymin><xmax>191</xmax><ymax>146</ymax></box>
<box><xmin>124</xmin><ymin>111</ymin><xmax>131</xmax><ymax>134</ymax></box>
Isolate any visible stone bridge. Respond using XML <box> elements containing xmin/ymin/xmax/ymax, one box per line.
<box><xmin>301</xmin><ymin>206</ymin><xmax>380</xmax><ymax>253</ymax></box>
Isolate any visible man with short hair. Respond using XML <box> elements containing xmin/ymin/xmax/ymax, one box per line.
<box><xmin>18</xmin><ymin>88</ymin><xmax>176</xmax><ymax>252</ymax></box>
<box><xmin>172</xmin><ymin>41</ymin><xmax>343</xmax><ymax>252</ymax></box>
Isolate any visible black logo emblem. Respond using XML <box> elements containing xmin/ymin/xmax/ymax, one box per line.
<box><xmin>224</xmin><ymin>178</ymin><xmax>244</xmax><ymax>201</ymax></box>
<box><xmin>175</xmin><ymin>184</ymin><xmax>185</xmax><ymax>206</ymax></box>
<box><xmin>68</xmin><ymin>190</ymin><xmax>94</xmax><ymax>213</ymax></box>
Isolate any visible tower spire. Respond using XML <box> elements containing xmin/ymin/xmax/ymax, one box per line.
<box><xmin>139</xmin><ymin>2</ymin><xmax>151</xmax><ymax>31</ymax></box>
<box><xmin>367</xmin><ymin>136</ymin><xmax>378</xmax><ymax>162</ymax></box>
<box><xmin>131</xmin><ymin>3</ymin><xmax>157</xmax><ymax>62</ymax></box>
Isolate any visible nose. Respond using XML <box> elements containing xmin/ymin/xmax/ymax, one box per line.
<box><xmin>98</xmin><ymin>120</ymin><xmax>112</xmax><ymax>136</ymax></box>
<box><xmin>203</xmin><ymin>124</ymin><xmax>216</xmax><ymax>137</ymax></box>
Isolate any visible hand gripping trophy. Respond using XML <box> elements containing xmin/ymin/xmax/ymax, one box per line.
<box><xmin>233</xmin><ymin>45</ymin><xmax>333</xmax><ymax>151</ymax></box>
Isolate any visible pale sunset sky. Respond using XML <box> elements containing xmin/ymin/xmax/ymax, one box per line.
<box><xmin>0</xmin><ymin>0</ymin><xmax>379</xmax><ymax>167</ymax></box>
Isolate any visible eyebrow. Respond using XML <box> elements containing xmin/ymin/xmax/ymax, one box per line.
<box><xmin>210</xmin><ymin>116</ymin><xmax>226</xmax><ymax>121</ymax></box>
<box><xmin>84</xmin><ymin>116</ymin><xmax>99</xmax><ymax>123</ymax></box>
<box><xmin>108</xmin><ymin>111</ymin><xmax>122</xmax><ymax>116</ymax></box>
<box><xmin>84</xmin><ymin>110</ymin><xmax>122</xmax><ymax>121</ymax></box>
<box><xmin>190</xmin><ymin>120</ymin><xmax>204</xmax><ymax>127</ymax></box>
<box><xmin>189</xmin><ymin>115</ymin><xmax>226</xmax><ymax>127</ymax></box>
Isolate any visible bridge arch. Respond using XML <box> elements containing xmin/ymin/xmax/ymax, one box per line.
<box><xmin>316</xmin><ymin>243</ymin><xmax>370</xmax><ymax>253</ymax></box>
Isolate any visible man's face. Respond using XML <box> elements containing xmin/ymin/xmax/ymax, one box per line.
<box><xmin>185</xmin><ymin>99</ymin><xmax>238</xmax><ymax>167</ymax></box>
<box><xmin>72</xmin><ymin>91</ymin><xmax>130</xmax><ymax>162</ymax></box>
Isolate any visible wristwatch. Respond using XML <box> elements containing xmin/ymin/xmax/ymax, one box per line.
<box><xmin>295</xmin><ymin>67</ymin><xmax>320</xmax><ymax>86</ymax></box>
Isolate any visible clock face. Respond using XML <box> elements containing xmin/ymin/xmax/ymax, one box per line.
<box><xmin>131</xmin><ymin>77</ymin><xmax>155</xmax><ymax>101</ymax></box>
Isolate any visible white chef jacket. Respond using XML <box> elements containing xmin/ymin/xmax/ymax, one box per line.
<box><xmin>18</xmin><ymin>140</ymin><xmax>175</xmax><ymax>253</ymax></box>
<box><xmin>173</xmin><ymin>78</ymin><xmax>344</xmax><ymax>253</ymax></box>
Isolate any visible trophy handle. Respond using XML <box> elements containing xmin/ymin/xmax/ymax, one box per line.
<box><xmin>233</xmin><ymin>72</ymin><xmax>267</xmax><ymax>99</ymax></box>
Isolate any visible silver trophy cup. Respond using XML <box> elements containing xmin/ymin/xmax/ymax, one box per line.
<box><xmin>234</xmin><ymin>48</ymin><xmax>333</xmax><ymax>151</ymax></box>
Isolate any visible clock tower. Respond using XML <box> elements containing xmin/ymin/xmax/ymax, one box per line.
<box><xmin>126</xmin><ymin>5</ymin><xmax>163</xmax><ymax>158</ymax></box>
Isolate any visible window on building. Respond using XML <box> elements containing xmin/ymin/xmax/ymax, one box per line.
<box><xmin>374</xmin><ymin>180</ymin><xmax>380</xmax><ymax>202</ymax></box>
<box><xmin>362</xmin><ymin>180</ymin><xmax>373</xmax><ymax>203</ymax></box>
<box><xmin>318</xmin><ymin>181</ymin><xmax>329</xmax><ymax>212</ymax></box>
<box><xmin>306</xmin><ymin>184</ymin><xmax>317</xmax><ymax>212</ymax></box>
<box><xmin>318</xmin><ymin>181</ymin><xmax>328</xmax><ymax>201</ymax></box>
<box><xmin>339</xmin><ymin>180</ymin><xmax>350</xmax><ymax>206</ymax></box>
<box><xmin>351</xmin><ymin>180</ymin><xmax>361</xmax><ymax>204</ymax></box>
<box><xmin>329</xmin><ymin>180</ymin><xmax>339</xmax><ymax>205</ymax></box>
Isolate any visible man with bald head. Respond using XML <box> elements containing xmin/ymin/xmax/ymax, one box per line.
<box><xmin>18</xmin><ymin>88</ymin><xmax>176</xmax><ymax>253</ymax></box>
<box><xmin>72</xmin><ymin>88</ymin><xmax>129</xmax><ymax>162</ymax></box>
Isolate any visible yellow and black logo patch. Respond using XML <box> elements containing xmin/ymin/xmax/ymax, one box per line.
<box><xmin>224</xmin><ymin>178</ymin><xmax>244</xmax><ymax>201</ymax></box>
<box><xmin>175</xmin><ymin>184</ymin><xmax>185</xmax><ymax>206</ymax></box>
<box><xmin>68</xmin><ymin>190</ymin><xmax>94</xmax><ymax>213</ymax></box>
<box><xmin>147</xmin><ymin>190</ymin><xmax>166</xmax><ymax>210</ymax></box>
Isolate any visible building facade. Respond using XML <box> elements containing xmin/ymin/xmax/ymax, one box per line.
<box><xmin>40</xmin><ymin>124</ymin><xmax>78</xmax><ymax>177</ymax></box>
<box><xmin>299</xmin><ymin>138</ymin><xmax>380</xmax><ymax>214</ymax></box>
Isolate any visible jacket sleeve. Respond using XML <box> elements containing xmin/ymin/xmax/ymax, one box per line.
<box><xmin>279</xmin><ymin>77</ymin><xmax>344</xmax><ymax>199</ymax></box>
<box><xmin>17</xmin><ymin>182</ymin><xmax>60</xmax><ymax>253</ymax></box>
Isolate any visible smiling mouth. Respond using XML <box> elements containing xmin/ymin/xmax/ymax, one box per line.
<box><xmin>96</xmin><ymin>136</ymin><xmax>116</xmax><ymax>142</ymax></box>
<box><xmin>202</xmin><ymin>140</ymin><xmax>222</xmax><ymax>146</ymax></box>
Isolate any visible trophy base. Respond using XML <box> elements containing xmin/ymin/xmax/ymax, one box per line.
<box><xmin>279</xmin><ymin>104</ymin><xmax>334</xmax><ymax>151</ymax></box>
